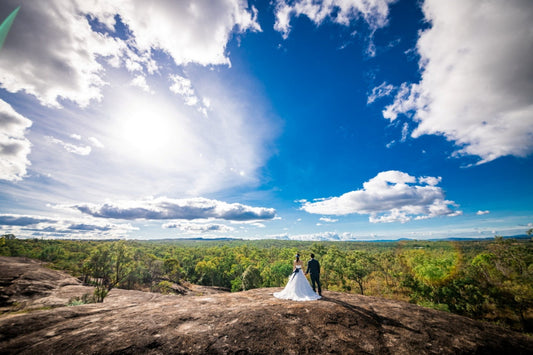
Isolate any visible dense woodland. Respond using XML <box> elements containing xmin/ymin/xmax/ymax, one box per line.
<box><xmin>1</xmin><ymin>233</ymin><xmax>532</xmax><ymax>332</ymax></box>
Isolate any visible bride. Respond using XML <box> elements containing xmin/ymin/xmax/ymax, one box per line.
<box><xmin>273</xmin><ymin>254</ymin><xmax>321</xmax><ymax>301</ymax></box>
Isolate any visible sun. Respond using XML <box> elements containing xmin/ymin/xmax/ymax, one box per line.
<box><xmin>111</xmin><ymin>95</ymin><xmax>188</xmax><ymax>165</ymax></box>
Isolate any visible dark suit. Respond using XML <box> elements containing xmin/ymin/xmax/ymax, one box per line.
<box><xmin>306</xmin><ymin>258</ymin><xmax>322</xmax><ymax>295</ymax></box>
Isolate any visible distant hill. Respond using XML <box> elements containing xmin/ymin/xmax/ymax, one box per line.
<box><xmin>1</xmin><ymin>256</ymin><xmax>532</xmax><ymax>354</ymax></box>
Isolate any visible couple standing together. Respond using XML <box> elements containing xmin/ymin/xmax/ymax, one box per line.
<box><xmin>274</xmin><ymin>253</ymin><xmax>322</xmax><ymax>301</ymax></box>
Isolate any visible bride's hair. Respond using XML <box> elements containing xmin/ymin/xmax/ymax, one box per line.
<box><xmin>295</xmin><ymin>253</ymin><xmax>300</xmax><ymax>262</ymax></box>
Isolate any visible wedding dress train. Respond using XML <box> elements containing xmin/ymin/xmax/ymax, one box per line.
<box><xmin>273</xmin><ymin>265</ymin><xmax>321</xmax><ymax>301</ymax></box>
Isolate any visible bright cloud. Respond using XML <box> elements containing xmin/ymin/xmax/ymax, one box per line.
<box><xmin>383</xmin><ymin>0</ymin><xmax>533</xmax><ymax>164</ymax></box>
<box><xmin>0</xmin><ymin>99</ymin><xmax>32</xmax><ymax>181</ymax></box>
<box><xmin>88</xmin><ymin>137</ymin><xmax>104</xmax><ymax>149</ymax></box>
<box><xmin>274</xmin><ymin>0</ymin><xmax>396</xmax><ymax>39</ymax></box>
<box><xmin>300</xmin><ymin>170</ymin><xmax>461</xmax><ymax>223</ymax></box>
<box><xmin>68</xmin><ymin>197</ymin><xmax>276</xmax><ymax>222</ymax></box>
<box><xmin>105</xmin><ymin>0</ymin><xmax>261</xmax><ymax>66</ymax></box>
<box><xmin>476</xmin><ymin>210</ymin><xmax>490</xmax><ymax>216</ymax></box>
<box><xmin>169</xmin><ymin>74</ymin><xmax>200</xmax><ymax>106</ymax></box>
<box><xmin>0</xmin><ymin>0</ymin><xmax>260</xmax><ymax>107</ymax></box>
<box><xmin>48</xmin><ymin>136</ymin><xmax>92</xmax><ymax>156</ymax></box>
<box><xmin>130</xmin><ymin>75</ymin><xmax>153</xmax><ymax>94</ymax></box>
<box><xmin>0</xmin><ymin>1</ymin><xmax>121</xmax><ymax>107</ymax></box>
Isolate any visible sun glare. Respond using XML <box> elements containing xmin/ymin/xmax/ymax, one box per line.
<box><xmin>112</xmin><ymin>97</ymin><xmax>187</xmax><ymax>165</ymax></box>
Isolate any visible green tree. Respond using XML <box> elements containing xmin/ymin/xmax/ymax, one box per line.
<box><xmin>242</xmin><ymin>265</ymin><xmax>262</xmax><ymax>291</ymax></box>
<box><xmin>83</xmin><ymin>241</ymin><xmax>133</xmax><ymax>302</ymax></box>
<box><xmin>261</xmin><ymin>260</ymin><xmax>293</xmax><ymax>287</ymax></box>
<box><xmin>470</xmin><ymin>237</ymin><xmax>533</xmax><ymax>330</ymax></box>
<box><xmin>39</xmin><ymin>244</ymin><xmax>65</xmax><ymax>262</ymax></box>
<box><xmin>163</xmin><ymin>257</ymin><xmax>182</xmax><ymax>283</ymax></box>
<box><xmin>345</xmin><ymin>251</ymin><xmax>375</xmax><ymax>295</ymax></box>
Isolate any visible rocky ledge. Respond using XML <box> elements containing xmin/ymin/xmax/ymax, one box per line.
<box><xmin>1</xmin><ymin>256</ymin><xmax>532</xmax><ymax>354</ymax></box>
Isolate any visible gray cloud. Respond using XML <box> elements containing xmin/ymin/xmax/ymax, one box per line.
<box><xmin>0</xmin><ymin>215</ymin><xmax>54</xmax><ymax>226</ymax></box>
<box><xmin>68</xmin><ymin>223</ymin><xmax>112</xmax><ymax>231</ymax></box>
<box><xmin>0</xmin><ymin>213</ymin><xmax>137</xmax><ymax>239</ymax></box>
<box><xmin>71</xmin><ymin>197</ymin><xmax>276</xmax><ymax>222</ymax></box>
<box><xmin>0</xmin><ymin>99</ymin><xmax>32</xmax><ymax>181</ymax></box>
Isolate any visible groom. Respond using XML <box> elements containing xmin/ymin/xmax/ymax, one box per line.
<box><xmin>306</xmin><ymin>253</ymin><xmax>322</xmax><ymax>296</ymax></box>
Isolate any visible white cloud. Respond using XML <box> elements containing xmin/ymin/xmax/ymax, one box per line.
<box><xmin>274</xmin><ymin>0</ymin><xmax>396</xmax><ymax>39</ymax></box>
<box><xmin>88</xmin><ymin>137</ymin><xmax>104</xmax><ymax>149</ymax></box>
<box><xmin>300</xmin><ymin>170</ymin><xmax>461</xmax><ymax>223</ymax></box>
<box><xmin>400</xmin><ymin>122</ymin><xmax>409</xmax><ymax>142</ymax></box>
<box><xmin>0</xmin><ymin>0</ymin><xmax>260</xmax><ymax>108</ymax></box>
<box><xmin>383</xmin><ymin>0</ymin><xmax>533</xmax><ymax>164</ymax></box>
<box><xmin>162</xmin><ymin>221</ymin><xmax>234</xmax><ymax>234</ymax></box>
<box><xmin>418</xmin><ymin>176</ymin><xmax>441</xmax><ymax>186</ymax></box>
<box><xmin>168</xmin><ymin>73</ymin><xmax>210</xmax><ymax>117</ymax></box>
<box><xmin>0</xmin><ymin>99</ymin><xmax>32</xmax><ymax>181</ymax></box>
<box><xmin>476</xmin><ymin>210</ymin><xmax>490</xmax><ymax>216</ymax></box>
<box><xmin>68</xmin><ymin>197</ymin><xmax>276</xmax><ymax>222</ymax></box>
<box><xmin>48</xmin><ymin>136</ymin><xmax>92</xmax><ymax>156</ymax></box>
<box><xmin>319</xmin><ymin>217</ymin><xmax>338</xmax><ymax>223</ymax></box>
<box><xmin>169</xmin><ymin>74</ymin><xmax>199</xmax><ymax>106</ymax></box>
<box><xmin>109</xmin><ymin>0</ymin><xmax>261</xmax><ymax>66</ymax></box>
<box><xmin>367</xmin><ymin>81</ymin><xmax>394</xmax><ymax>104</ymax></box>
<box><xmin>0</xmin><ymin>0</ymin><xmax>122</xmax><ymax>107</ymax></box>
<box><xmin>130</xmin><ymin>75</ymin><xmax>153</xmax><ymax>94</ymax></box>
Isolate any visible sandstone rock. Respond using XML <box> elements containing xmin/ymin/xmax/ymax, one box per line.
<box><xmin>0</xmin><ymin>256</ymin><xmax>94</xmax><ymax>311</ymax></box>
<box><xmin>1</xmin><ymin>256</ymin><xmax>532</xmax><ymax>354</ymax></box>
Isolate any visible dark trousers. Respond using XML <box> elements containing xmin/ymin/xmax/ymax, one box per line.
<box><xmin>310</xmin><ymin>273</ymin><xmax>321</xmax><ymax>295</ymax></box>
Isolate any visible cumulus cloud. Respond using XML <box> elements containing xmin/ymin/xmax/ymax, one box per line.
<box><xmin>0</xmin><ymin>1</ymin><xmax>121</xmax><ymax>107</ymax></box>
<box><xmin>69</xmin><ymin>197</ymin><xmax>276</xmax><ymax>222</ymax></box>
<box><xmin>107</xmin><ymin>0</ymin><xmax>260</xmax><ymax>66</ymax></box>
<box><xmin>0</xmin><ymin>0</ymin><xmax>260</xmax><ymax>107</ymax></box>
<box><xmin>162</xmin><ymin>222</ymin><xmax>234</xmax><ymax>234</ymax></box>
<box><xmin>300</xmin><ymin>170</ymin><xmax>461</xmax><ymax>223</ymax></box>
<box><xmin>0</xmin><ymin>99</ymin><xmax>32</xmax><ymax>181</ymax></box>
<box><xmin>383</xmin><ymin>0</ymin><xmax>533</xmax><ymax>164</ymax></box>
<box><xmin>274</xmin><ymin>0</ymin><xmax>396</xmax><ymax>39</ymax></box>
<box><xmin>476</xmin><ymin>210</ymin><xmax>490</xmax><ymax>216</ymax></box>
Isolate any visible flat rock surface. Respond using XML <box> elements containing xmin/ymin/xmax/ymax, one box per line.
<box><xmin>1</xmin><ymin>256</ymin><xmax>532</xmax><ymax>354</ymax></box>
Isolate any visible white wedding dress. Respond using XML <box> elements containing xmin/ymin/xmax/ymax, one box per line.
<box><xmin>273</xmin><ymin>265</ymin><xmax>321</xmax><ymax>301</ymax></box>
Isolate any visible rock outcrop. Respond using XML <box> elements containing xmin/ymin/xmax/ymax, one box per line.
<box><xmin>1</xmin><ymin>256</ymin><xmax>532</xmax><ymax>354</ymax></box>
<box><xmin>0</xmin><ymin>256</ymin><xmax>94</xmax><ymax>312</ymax></box>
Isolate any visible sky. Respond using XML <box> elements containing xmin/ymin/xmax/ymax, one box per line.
<box><xmin>0</xmin><ymin>0</ymin><xmax>532</xmax><ymax>241</ymax></box>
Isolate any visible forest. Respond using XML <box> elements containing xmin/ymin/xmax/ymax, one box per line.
<box><xmin>1</xmin><ymin>232</ymin><xmax>532</xmax><ymax>332</ymax></box>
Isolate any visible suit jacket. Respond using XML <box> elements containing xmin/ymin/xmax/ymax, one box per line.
<box><xmin>306</xmin><ymin>258</ymin><xmax>320</xmax><ymax>276</ymax></box>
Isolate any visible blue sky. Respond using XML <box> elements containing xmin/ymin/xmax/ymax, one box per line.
<box><xmin>0</xmin><ymin>0</ymin><xmax>532</xmax><ymax>241</ymax></box>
